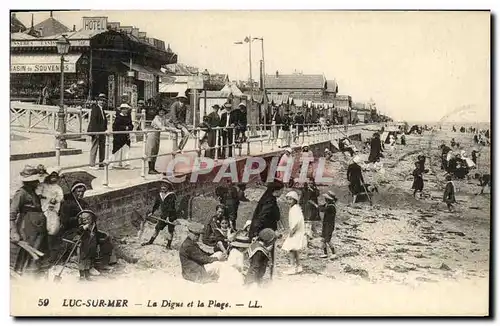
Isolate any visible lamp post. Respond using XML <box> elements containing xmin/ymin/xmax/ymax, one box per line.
<box><xmin>56</xmin><ymin>34</ymin><xmax>70</xmax><ymax>149</ymax></box>
<box><xmin>201</xmin><ymin>69</ymin><xmax>210</xmax><ymax>117</ymax></box>
<box><xmin>252</xmin><ymin>37</ymin><xmax>266</xmax><ymax>129</ymax></box>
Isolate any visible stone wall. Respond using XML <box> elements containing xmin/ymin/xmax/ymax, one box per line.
<box><xmin>84</xmin><ymin>136</ymin><xmax>359</xmax><ymax>239</ymax></box>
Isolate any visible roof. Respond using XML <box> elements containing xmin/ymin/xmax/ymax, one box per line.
<box><xmin>220</xmin><ymin>83</ymin><xmax>243</xmax><ymax>97</ymax></box>
<box><xmin>33</xmin><ymin>17</ymin><xmax>70</xmax><ymax>38</ymax></box>
<box><xmin>11</xmin><ymin>32</ymin><xmax>37</xmax><ymax>40</ymax></box>
<box><xmin>352</xmin><ymin>102</ymin><xmax>366</xmax><ymax>110</ymax></box>
<box><xmin>326</xmin><ymin>79</ymin><xmax>338</xmax><ymax>93</ymax></box>
<box><xmin>11</xmin><ymin>14</ymin><xmax>27</xmax><ymax>33</ymax></box>
<box><xmin>163</xmin><ymin>63</ymin><xmax>199</xmax><ymax>76</ymax></box>
<box><xmin>265</xmin><ymin>74</ymin><xmax>325</xmax><ymax>89</ymax></box>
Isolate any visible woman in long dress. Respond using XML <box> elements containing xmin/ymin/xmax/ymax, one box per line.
<box><xmin>146</xmin><ymin>107</ymin><xmax>168</xmax><ymax>175</ymax></box>
<box><xmin>111</xmin><ymin>104</ymin><xmax>133</xmax><ymax>169</ymax></box>
<box><xmin>282</xmin><ymin>191</ymin><xmax>307</xmax><ymax>275</ymax></box>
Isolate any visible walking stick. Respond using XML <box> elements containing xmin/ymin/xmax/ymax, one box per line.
<box><xmin>362</xmin><ymin>182</ymin><xmax>373</xmax><ymax>206</ymax></box>
<box><xmin>270</xmin><ymin>243</ymin><xmax>276</xmax><ymax>280</ymax></box>
<box><xmin>53</xmin><ymin>235</ymin><xmax>81</xmax><ymax>282</ymax></box>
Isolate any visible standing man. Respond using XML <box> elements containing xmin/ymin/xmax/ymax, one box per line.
<box><xmin>206</xmin><ymin>104</ymin><xmax>221</xmax><ymax>159</ymax></box>
<box><xmin>269</xmin><ymin>106</ymin><xmax>281</xmax><ymax>144</ymax></box>
<box><xmin>294</xmin><ymin>111</ymin><xmax>305</xmax><ymax>144</ymax></box>
<box><xmin>179</xmin><ymin>222</ymin><xmax>227</xmax><ymax>284</ymax></box>
<box><xmin>236</xmin><ymin>103</ymin><xmax>248</xmax><ymax>144</ymax></box>
<box><xmin>141</xmin><ymin>181</ymin><xmax>177</xmax><ymax>249</ymax></box>
<box><xmin>368</xmin><ymin>132</ymin><xmax>383</xmax><ymax>163</ymax></box>
<box><xmin>168</xmin><ymin>94</ymin><xmax>190</xmax><ymax>151</ymax></box>
<box><xmin>280</xmin><ymin>110</ymin><xmax>292</xmax><ymax>148</ymax></box>
<box><xmin>88</xmin><ymin>93</ymin><xmax>108</xmax><ymax>169</ymax></box>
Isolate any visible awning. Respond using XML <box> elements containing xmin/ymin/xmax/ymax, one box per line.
<box><xmin>159</xmin><ymin>82</ymin><xmax>188</xmax><ymax>94</ymax></box>
<box><xmin>11</xmin><ymin>53</ymin><xmax>82</xmax><ymax>74</ymax></box>
<box><xmin>122</xmin><ymin>62</ymin><xmax>165</xmax><ymax>82</ymax></box>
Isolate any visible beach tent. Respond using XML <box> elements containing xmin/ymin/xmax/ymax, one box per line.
<box><xmin>220</xmin><ymin>83</ymin><xmax>243</xmax><ymax>98</ymax></box>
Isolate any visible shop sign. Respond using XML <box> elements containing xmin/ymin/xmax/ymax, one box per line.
<box><xmin>187</xmin><ymin>76</ymin><xmax>204</xmax><ymax>90</ymax></box>
<box><xmin>108</xmin><ymin>75</ymin><xmax>115</xmax><ymax>108</ymax></box>
<box><xmin>137</xmin><ymin>71</ymin><xmax>154</xmax><ymax>82</ymax></box>
<box><xmin>10</xmin><ymin>63</ymin><xmax>76</xmax><ymax>74</ymax></box>
<box><xmin>11</xmin><ymin>40</ymin><xmax>90</xmax><ymax>48</ymax></box>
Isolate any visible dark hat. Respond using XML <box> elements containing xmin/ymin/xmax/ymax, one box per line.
<box><xmin>212</xmin><ymin>104</ymin><xmax>221</xmax><ymax>109</ymax></box>
<box><xmin>188</xmin><ymin>222</ymin><xmax>204</xmax><ymax>234</ymax></box>
<box><xmin>176</xmin><ymin>94</ymin><xmax>188</xmax><ymax>100</ymax></box>
<box><xmin>258</xmin><ymin>228</ymin><xmax>276</xmax><ymax>244</ymax></box>
<box><xmin>76</xmin><ymin>209</ymin><xmax>97</xmax><ymax>223</ymax></box>
<box><xmin>157</xmin><ymin>107</ymin><xmax>167</xmax><ymax>113</ymax></box>
<box><xmin>266</xmin><ymin>179</ymin><xmax>284</xmax><ymax>191</ymax></box>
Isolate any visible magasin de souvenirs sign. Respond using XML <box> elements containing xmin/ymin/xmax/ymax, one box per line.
<box><xmin>11</xmin><ymin>63</ymin><xmax>76</xmax><ymax>74</ymax></box>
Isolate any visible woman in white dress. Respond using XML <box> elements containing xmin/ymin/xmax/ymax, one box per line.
<box><xmin>282</xmin><ymin>191</ymin><xmax>307</xmax><ymax>275</ymax></box>
<box><xmin>146</xmin><ymin>107</ymin><xmax>169</xmax><ymax>174</ymax></box>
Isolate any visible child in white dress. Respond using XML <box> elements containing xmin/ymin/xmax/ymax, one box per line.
<box><xmin>282</xmin><ymin>191</ymin><xmax>307</xmax><ymax>275</ymax></box>
<box><xmin>36</xmin><ymin>168</ymin><xmax>64</xmax><ymax>235</ymax></box>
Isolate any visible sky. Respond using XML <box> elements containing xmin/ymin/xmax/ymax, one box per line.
<box><xmin>13</xmin><ymin>10</ymin><xmax>491</xmax><ymax>122</ymax></box>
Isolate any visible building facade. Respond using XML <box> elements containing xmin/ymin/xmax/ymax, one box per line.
<box><xmin>10</xmin><ymin>16</ymin><xmax>177</xmax><ymax>109</ymax></box>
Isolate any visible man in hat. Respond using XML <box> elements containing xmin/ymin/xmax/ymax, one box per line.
<box><xmin>294</xmin><ymin>111</ymin><xmax>305</xmax><ymax>144</ymax></box>
<box><xmin>10</xmin><ymin>165</ymin><xmax>47</xmax><ymax>275</ymax></box>
<box><xmin>179</xmin><ymin>222</ymin><xmax>227</xmax><ymax>283</ymax></box>
<box><xmin>244</xmin><ymin>228</ymin><xmax>277</xmax><ymax>286</ymax></box>
<box><xmin>279</xmin><ymin>110</ymin><xmax>292</xmax><ymax>148</ymax></box>
<box><xmin>268</xmin><ymin>106</ymin><xmax>281</xmax><ymax>144</ymax></box>
<box><xmin>206</xmin><ymin>104</ymin><xmax>221</xmax><ymax>158</ymax></box>
<box><xmin>221</xmin><ymin>102</ymin><xmax>240</xmax><ymax>158</ymax></box>
<box><xmin>88</xmin><ymin>94</ymin><xmax>108</xmax><ymax>169</ymax></box>
<box><xmin>236</xmin><ymin>103</ymin><xmax>248</xmax><ymax>144</ymax></box>
<box><xmin>142</xmin><ymin>181</ymin><xmax>177</xmax><ymax>249</ymax></box>
<box><xmin>168</xmin><ymin>94</ymin><xmax>190</xmax><ymax>151</ymax></box>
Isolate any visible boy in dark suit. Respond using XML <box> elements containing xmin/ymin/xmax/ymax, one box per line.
<box><xmin>88</xmin><ymin>94</ymin><xmax>108</xmax><ymax>169</ymax></box>
<box><xmin>141</xmin><ymin>181</ymin><xmax>177</xmax><ymax>249</ymax></box>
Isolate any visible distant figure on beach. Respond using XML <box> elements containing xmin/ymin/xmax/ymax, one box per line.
<box><xmin>443</xmin><ymin>175</ymin><xmax>456</xmax><ymax>212</ymax></box>
<box><xmin>411</xmin><ymin>161</ymin><xmax>424</xmax><ymax>198</ymax></box>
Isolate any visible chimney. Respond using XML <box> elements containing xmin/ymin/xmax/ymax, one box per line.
<box><xmin>38</xmin><ymin>28</ymin><xmax>43</xmax><ymax>37</ymax></box>
<box><xmin>275</xmin><ymin>71</ymin><xmax>279</xmax><ymax>78</ymax></box>
<box><xmin>31</xmin><ymin>14</ymin><xmax>34</xmax><ymax>28</ymax></box>
<box><xmin>50</xmin><ymin>11</ymin><xmax>53</xmax><ymax>18</ymax></box>
<box><xmin>73</xmin><ymin>24</ymin><xmax>76</xmax><ymax>31</ymax></box>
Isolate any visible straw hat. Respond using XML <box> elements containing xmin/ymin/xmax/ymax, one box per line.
<box><xmin>19</xmin><ymin>165</ymin><xmax>41</xmax><ymax>182</ymax></box>
<box><xmin>119</xmin><ymin>103</ymin><xmax>131</xmax><ymax>109</ymax></box>
<box><xmin>187</xmin><ymin>222</ymin><xmax>205</xmax><ymax>234</ymax></box>
<box><xmin>352</xmin><ymin>155</ymin><xmax>361</xmax><ymax>164</ymax></box>
<box><xmin>231</xmin><ymin>233</ymin><xmax>251</xmax><ymax>248</ymax></box>
<box><xmin>285</xmin><ymin>191</ymin><xmax>300</xmax><ymax>202</ymax></box>
<box><xmin>285</xmin><ymin>147</ymin><xmax>293</xmax><ymax>154</ymax></box>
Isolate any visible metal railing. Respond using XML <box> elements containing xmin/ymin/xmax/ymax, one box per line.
<box><xmin>53</xmin><ymin>116</ymin><xmax>378</xmax><ymax>186</ymax></box>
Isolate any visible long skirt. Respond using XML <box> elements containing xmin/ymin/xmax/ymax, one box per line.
<box><xmin>146</xmin><ymin>131</ymin><xmax>161</xmax><ymax>163</ymax></box>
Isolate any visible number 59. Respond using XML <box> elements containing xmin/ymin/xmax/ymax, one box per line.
<box><xmin>38</xmin><ymin>298</ymin><xmax>49</xmax><ymax>307</ymax></box>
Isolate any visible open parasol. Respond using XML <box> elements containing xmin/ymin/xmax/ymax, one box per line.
<box><xmin>58</xmin><ymin>170</ymin><xmax>96</xmax><ymax>195</ymax></box>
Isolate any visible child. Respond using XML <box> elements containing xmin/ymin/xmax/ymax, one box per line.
<box><xmin>443</xmin><ymin>175</ymin><xmax>456</xmax><ymax>212</ymax></box>
<box><xmin>400</xmin><ymin>134</ymin><xmax>406</xmax><ymax>146</ymax></box>
<box><xmin>36</xmin><ymin>167</ymin><xmax>64</xmax><ymax>235</ymax></box>
<box><xmin>213</xmin><ymin>218</ymin><xmax>234</xmax><ymax>255</ymax></box>
<box><xmin>411</xmin><ymin>161</ymin><xmax>424</xmax><ymax>198</ymax></box>
<box><xmin>319</xmin><ymin>191</ymin><xmax>337</xmax><ymax>258</ymax></box>
<box><xmin>76</xmin><ymin>210</ymin><xmax>98</xmax><ymax>281</ymax></box>
<box><xmin>244</xmin><ymin>228</ymin><xmax>276</xmax><ymax>286</ymax></box>
<box><xmin>141</xmin><ymin>181</ymin><xmax>177</xmax><ymax>249</ymax></box>
<box><xmin>282</xmin><ymin>191</ymin><xmax>307</xmax><ymax>274</ymax></box>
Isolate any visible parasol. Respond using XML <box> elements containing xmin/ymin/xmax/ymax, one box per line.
<box><xmin>58</xmin><ymin>170</ymin><xmax>96</xmax><ymax>195</ymax></box>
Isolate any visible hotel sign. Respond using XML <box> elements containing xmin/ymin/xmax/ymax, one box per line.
<box><xmin>82</xmin><ymin>17</ymin><xmax>108</xmax><ymax>31</ymax></box>
<box><xmin>11</xmin><ymin>40</ymin><xmax>90</xmax><ymax>48</ymax></box>
<box><xmin>11</xmin><ymin>63</ymin><xmax>76</xmax><ymax>74</ymax></box>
